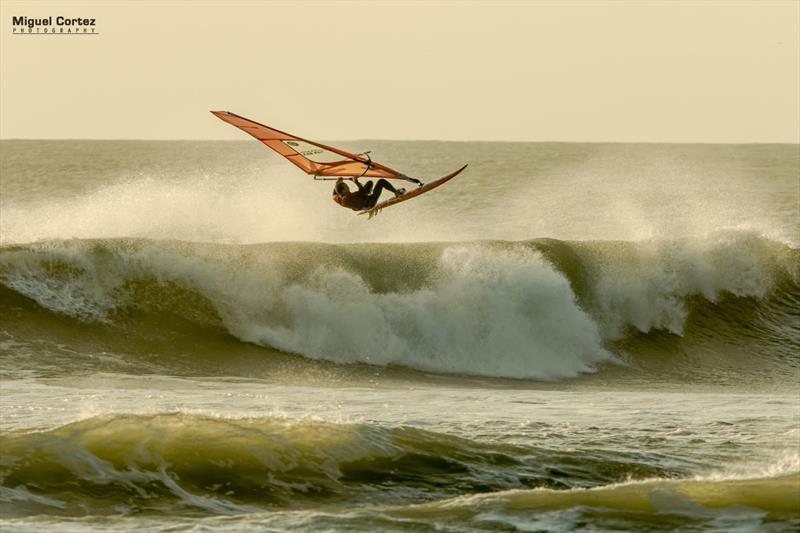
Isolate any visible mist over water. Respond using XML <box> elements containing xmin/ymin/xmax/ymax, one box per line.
<box><xmin>1</xmin><ymin>140</ymin><xmax>798</xmax><ymax>531</ymax></box>
<box><xmin>2</xmin><ymin>141</ymin><xmax>797</xmax><ymax>245</ymax></box>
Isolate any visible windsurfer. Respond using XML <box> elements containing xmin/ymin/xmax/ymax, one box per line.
<box><xmin>332</xmin><ymin>177</ymin><xmax>405</xmax><ymax>211</ymax></box>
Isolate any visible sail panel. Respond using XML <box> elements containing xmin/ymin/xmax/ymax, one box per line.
<box><xmin>211</xmin><ymin>111</ymin><xmax>412</xmax><ymax>181</ymax></box>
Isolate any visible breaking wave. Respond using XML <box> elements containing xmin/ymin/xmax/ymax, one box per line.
<box><xmin>0</xmin><ymin>231</ymin><xmax>797</xmax><ymax>380</ymax></box>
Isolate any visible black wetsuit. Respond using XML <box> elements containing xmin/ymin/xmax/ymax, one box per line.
<box><xmin>335</xmin><ymin>179</ymin><xmax>398</xmax><ymax>211</ymax></box>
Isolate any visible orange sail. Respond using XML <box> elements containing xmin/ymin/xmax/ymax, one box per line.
<box><xmin>211</xmin><ymin>111</ymin><xmax>420</xmax><ymax>184</ymax></box>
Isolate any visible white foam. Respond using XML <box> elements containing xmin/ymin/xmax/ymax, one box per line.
<box><xmin>588</xmin><ymin>231</ymin><xmax>778</xmax><ymax>338</ymax></box>
<box><xmin>1</xmin><ymin>244</ymin><xmax>123</xmax><ymax>322</ymax></box>
<box><xmin>230</xmin><ymin>246</ymin><xmax>614</xmax><ymax>379</ymax></box>
<box><xmin>701</xmin><ymin>449</ymin><xmax>800</xmax><ymax>481</ymax></box>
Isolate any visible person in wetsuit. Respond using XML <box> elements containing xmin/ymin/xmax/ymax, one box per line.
<box><xmin>332</xmin><ymin>177</ymin><xmax>405</xmax><ymax>211</ymax></box>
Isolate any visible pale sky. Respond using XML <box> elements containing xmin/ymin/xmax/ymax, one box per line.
<box><xmin>1</xmin><ymin>0</ymin><xmax>798</xmax><ymax>142</ymax></box>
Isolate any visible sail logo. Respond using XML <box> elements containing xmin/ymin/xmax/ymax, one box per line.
<box><xmin>283</xmin><ymin>140</ymin><xmax>323</xmax><ymax>157</ymax></box>
<box><xmin>11</xmin><ymin>16</ymin><xmax>98</xmax><ymax>34</ymax></box>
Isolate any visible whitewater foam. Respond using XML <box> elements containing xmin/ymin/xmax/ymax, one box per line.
<box><xmin>234</xmin><ymin>246</ymin><xmax>612</xmax><ymax>379</ymax></box>
<box><xmin>585</xmin><ymin>231</ymin><xmax>782</xmax><ymax>337</ymax></box>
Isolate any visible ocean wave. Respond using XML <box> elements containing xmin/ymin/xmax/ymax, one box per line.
<box><xmin>3</xmin><ymin>470</ymin><xmax>799</xmax><ymax>531</ymax></box>
<box><xmin>1</xmin><ymin>413</ymin><xmax>797</xmax><ymax>529</ymax></box>
<box><xmin>0</xmin><ymin>413</ymin><xmax>752</xmax><ymax>517</ymax></box>
<box><xmin>380</xmin><ymin>472</ymin><xmax>800</xmax><ymax>531</ymax></box>
<box><xmin>0</xmin><ymin>233</ymin><xmax>797</xmax><ymax>380</ymax></box>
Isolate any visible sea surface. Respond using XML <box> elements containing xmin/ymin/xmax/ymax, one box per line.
<box><xmin>0</xmin><ymin>139</ymin><xmax>798</xmax><ymax>531</ymax></box>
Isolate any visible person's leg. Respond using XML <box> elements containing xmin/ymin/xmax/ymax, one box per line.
<box><xmin>373</xmin><ymin>179</ymin><xmax>399</xmax><ymax>196</ymax></box>
<box><xmin>364</xmin><ymin>179</ymin><xmax>397</xmax><ymax>208</ymax></box>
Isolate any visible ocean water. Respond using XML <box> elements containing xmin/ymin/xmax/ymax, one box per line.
<box><xmin>0</xmin><ymin>139</ymin><xmax>798</xmax><ymax>531</ymax></box>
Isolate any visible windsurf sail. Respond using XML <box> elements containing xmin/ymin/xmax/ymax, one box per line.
<box><xmin>211</xmin><ymin>111</ymin><xmax>422</xmax><ymax>185</ymax></box>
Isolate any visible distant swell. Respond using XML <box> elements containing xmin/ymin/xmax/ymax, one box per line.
<box><xmin>0</xmin><ymin>233</ymin><xmax>797</xmax><ymax>380</ymax></box>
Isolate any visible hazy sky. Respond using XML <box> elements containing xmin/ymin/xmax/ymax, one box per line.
<box><xmin>1</xmin><ymin>1</ymin><xmax>798</xmax><ymax>142</ymax></box>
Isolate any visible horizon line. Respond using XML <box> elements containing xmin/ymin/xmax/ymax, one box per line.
<box><xmin>1</xmin><ymin>137</ymin><xmax>798</xmax><ymax>146</ymax></box>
